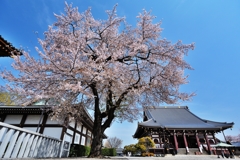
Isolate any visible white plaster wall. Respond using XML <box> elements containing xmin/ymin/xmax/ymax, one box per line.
<box><xmin>66</xmin><ymin>128</ymin><xmax>73</xmax><ymax>135</ymax></box>
<box><xmin>25</xmin><ymin>115</ymin><xmax>42</xmax><ymax>124</ymax></box>
<box><xmin>81</xmin><ymin>136</ymin><xmax>86</xmax><ymax>145</ymax></box>
<box><xmin>82</xmin><ymin>127</ymin><xmax>87</xmax><ymax>134</ymax></box>
<box><xmin>77</xmin><ymin>123</ymin><xmax>82</xmax><ymax>132</ymax></box>
<box><xmin>74</xmin><ymin>133</ymin><xmax>80</xmax><ymax>144</ymax></box>
<box><xmin>43</xmin><ymin>127</ymin><xmax>62</xmax><ymax>139</ymax></box>
<box><xmin>4</xmin><ymin>115</ymin><xmax>22</xmax><ymax>124</ymax></box>
<box><xmin>152</xmin><ymin>135</ymin><xmax>159</xmax><ymax>137</ymax></box>
<box><xmin>23</xmin><ymin>127</ymin><xmax>38</xmax><ymax>132</ymax></box>
<box><xmin>69</xmin><ymin>121</ymin><xmax>75</xmax><ymax>128</ymax></box>
<box><xmin>64</xmin><ymin>133</ymin><xmax>72</xmax><ymax>142</ymax></box>
<box><xmin>87</xmin><ymin>130</ymin><xmax>92</xmax><ymax>137</ymax></box>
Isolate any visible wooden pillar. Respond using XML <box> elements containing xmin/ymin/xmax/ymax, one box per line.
<box><xmin>20</xmin><ymin>114</ymin><xmax>27</xmax><ymax>127</ymax></box>
<box><xmin>39</xmin><ymin>114</ymin><xmax>48</xmax><ymax>134</ymax></box>
<box><xmin>149</xmin><ymin>129</ymin><xmax>153</xmax><ymax>142</ymax></box>
<box><xmin>0</xmin><ymin>114</ymin><xmax>6</xmax><ymax>122</ymax></box>
<box><xmin>173</xmin><ymin>132</ymin><xmax>178</xmax><ymax>150</ymax></box>
<box><xmin>159</xmin><ymin>138</ymin><xmax>162</xmax><ymax>148</ymax></box>
<box><xmin>61</xmin><ymin>126</ymin><xmax>67</xmax><ymax>140</ymax></box>
<box><xmin>72</xmin><ymin>120</ymin><xmax>77</xmax><ymax>144</ymax></box>
<box><xmin>183</xmin><ymin>133</ymin><xmax>189</xmax><ymax>153</ymax></box>
<box><xmin>195</xmin><ymin>133</ymin><xmax>202</xmax><ymax>153</ymax></box>
<box><xmin>205</xmin><ymin>133</ymin><xmax>212</xmax><ymax>155</ymax></box>
<box><xmin>162</xmin><ymin>130</ymin><xmax>165</xmax><ymax>144</ymax></box>
<box><xmin>36</xmin><ymin>110</ymin><xmax>44</xmax><ymax>132</ymax></box>
<box><xmin>79</xmin><ymin>125</ymin><xmax>84</xmax><ymax>145</ymax></box>
<box><xmin>158</xmin><ymin>131</ymin><xmax>162</xmax><ymax>148</ymax></box>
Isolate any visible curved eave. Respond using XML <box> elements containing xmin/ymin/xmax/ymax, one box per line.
<box><xmin>133</xmin><ymin>120</ymin><xmax>234</xmax><ymax>138</ymax></box>
<box><xmin>201</xmin><ymin>119</ymin><xmax>234</xmax><ymax>130</ymax></box>
<box><xmin>133</xmin><ymin>119</ymin><xmax>163</xmax><ymax>138</ymax></box>
<box><xmin>163</xmin><ymin>123</ymin><xmax>234</xmax><ymax>131</ymax></box>
<box><xmin>139</xmin><ymin>118</ymin><xmax>164</xmax><ymax>127</ymax></box>
<box><xmin>132</xmin><ymin>123</ymin><xmax>145</xmax><ymax>138</ymax></box>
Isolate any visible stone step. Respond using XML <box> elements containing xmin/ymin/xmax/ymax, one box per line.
<box><xmin>176</xmin><ymin>148</ymin><xmax>209</xmax><ymax>155</ymax></box>
<box><xmin>188</xmin><ymin>148</ymin><xmax>200</xmax><ymax>155</ymax></box>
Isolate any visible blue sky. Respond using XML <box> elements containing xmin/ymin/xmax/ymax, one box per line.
<box><xmin>1</xmin><ymin>0</ymin><xmax>240</xmax><ymax>147</ymax></box>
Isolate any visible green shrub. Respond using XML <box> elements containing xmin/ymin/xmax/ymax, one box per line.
<box><xmin>69</xmin><ymin>144</ymin><xmax>90</xmax><ymax>157</ymax></box>
<box><xmin>101</xmin><ymin>148</ymin><xmax>116</xmax><ymax>156</ymax></box>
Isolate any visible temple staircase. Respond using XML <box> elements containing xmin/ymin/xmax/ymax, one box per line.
<box><xmin>177</xmin><ymin>148</ymin><xmax>209</xmax><ymax>155</ymax></box>
<box><xmin>176</xmin><ymin>148</ymin><xmax>188</xmax><ymax>155</ymax></box>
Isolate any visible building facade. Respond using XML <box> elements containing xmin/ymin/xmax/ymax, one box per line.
<box><xmin>133</xmin><ymin>106</ymin><xmax>234</xmax><ymax>155</ymax></box>
<box><xmin>0</xmin><ymin>105</ymin><xmax>101</xmax><ymax>147</ymax></box>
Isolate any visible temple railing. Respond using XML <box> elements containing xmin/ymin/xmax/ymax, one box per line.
<box><xmin>0</xmin><ymin>122</ymin><xmax>62</xmax><ymax>159</ymax></box>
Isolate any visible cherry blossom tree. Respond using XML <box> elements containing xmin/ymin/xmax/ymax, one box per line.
<box><xmin>1</xmin><ymin>3</ymin><xmax>195</xmax><ymax>157</ymax></box>
<box><xmin>104</xmin><ymin>136</ymin><xmax>123</xmax><ymax>148</ymax></box>
<box><xmin>226</xmin><ymin>134</ymin><xmax>240</xmax><ymax>142</ymax></box>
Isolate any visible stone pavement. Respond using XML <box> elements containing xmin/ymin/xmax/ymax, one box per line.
<box><xmin>118</xmin><ymin>155</ymin><xmax>240</xmax><ymax>159</ymax></box>
<box><xmin>14</xmin><ymin>155</ymin><xmax>239</xmax><ymax>160</ymax></box>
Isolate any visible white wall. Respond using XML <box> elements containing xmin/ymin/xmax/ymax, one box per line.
<box><xmin>4</xmin><ymin>115</ymin><xmax>22</xmax><ymax>124</ymax></box>
<box><xmin>69</xmin><ymin>121</ymin><xmax>75</xmax><ymax>128</ymax></box>
<box><xmin>76</xmin><ymin>123</ymin><xmax>82</xmax><ymax>132</ymax></box>
<box><xmin>81</xmin><ymin>136</ymin><xmax>86</xmax><ymax>145</ymax></box>
<box><xmin>25</xmin><ymin>115</ymin><xmax>42</xmax><ymax>124</ymax></box>
<box><xmin>23</xmin><ymin>127</ymin><xmax>38</xmax><ymax>132</ymax></box>
<box><xmin>43</xmin><ymin>127</ymin><xmax>62</xmax><ymax>139</ymax></box>
<box><xmin>87</xmin><ymin>130</ymin><xmax>92</xmax><ymax>137</ymax></box>
<box><xmin>66</xmin><ymin>128</ymin><xmax>73</xmax><ymax>135</ymax></box>
<box><xmin>64</xmin><ymin>133</ymin><xmax>72</xmax><ymax>142</ymax></box>
<box><xmin>74</xmin><ymin>133</ymin><xmax>80</xmax><ymax>144</ymax></box>
<box><xmin>82</xmin><ymin>127</ymin><xmax>86</xmax><ymax>134</ymax></box>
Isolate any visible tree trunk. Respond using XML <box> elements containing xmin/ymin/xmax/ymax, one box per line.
<box><xmin>88</xmin><ymin>83</ymin><xmax>121</xmax><ymax>157</ymax></box>
<box><xmin>88</xmin><ymin>114</ymin><xmax>103</xmax><ymax>158</ymax></box>
<box><xmin>88</xmin><ymin>83</ymin><xmax>103</xmax><ymax>158</ymax></box>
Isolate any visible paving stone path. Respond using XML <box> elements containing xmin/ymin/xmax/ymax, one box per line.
<box><xmin>17</xmin><ymin>155</ymin><xmax>239</xmax><ymax>160</ymax></box>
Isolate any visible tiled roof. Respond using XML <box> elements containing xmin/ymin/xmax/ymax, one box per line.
<box><xmin>133</xmin><ymin>106</ymin><xmax>234</xmax><ymax>138</ymax></box>
<box><xmin>0</xmin><ymin>35</ymin><xmax>22</xmax><ymax>57</ymax></box>
<box><xmin>139</xmin><ymin>106</ymin><xmax>234</xmax><ymax>130</ymax></box>
<box><xmin>231</xmin><ymin>142</ymin><xmax>240</xmax><ymax>147</ymax></box>
<box><xmin>140</xmin><ymin>106</ymin><xmax>234</xmax><ymax>130</ymax></box>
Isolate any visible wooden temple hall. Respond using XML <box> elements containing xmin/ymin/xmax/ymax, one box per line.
<box><xmin>133</xmin><ymin>106</ymin><xmax>234</xmax><ymax>155</ymax></box>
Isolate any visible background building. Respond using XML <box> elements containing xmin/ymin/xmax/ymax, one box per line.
<box><xmin>133</xmin><ymin>106</ymin><xmax>234</xmax><ymax>155</ymax></box>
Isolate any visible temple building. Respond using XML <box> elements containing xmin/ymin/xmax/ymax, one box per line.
<box><xmin>0</xmin><ymin>105</ymin><xmax>105</xmax><ymax>147</ymax></box>
<box><xmin>0</xmin><ymin>35</ymin><xmax>22</xmax><ymax>57</ymax></box>
<box><xmin>133</xmin><ymin>106</ymin><xmax>234</xmax><ymax>155</ymax></box>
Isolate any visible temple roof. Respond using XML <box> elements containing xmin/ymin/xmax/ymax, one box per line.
<box><xmin>0</xmin><ymin>35</ymin><xmax>22</xmax><ymax>57</ymax></box>
<box><xmin>133</xmin><ymin>106</ymin><xmax>234</xmax><ymax>138</ymax></box>
<box><xmin>231</xmin><ymin>142</ymin><xmax>240</xmax><ymax>147</ymax></box>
